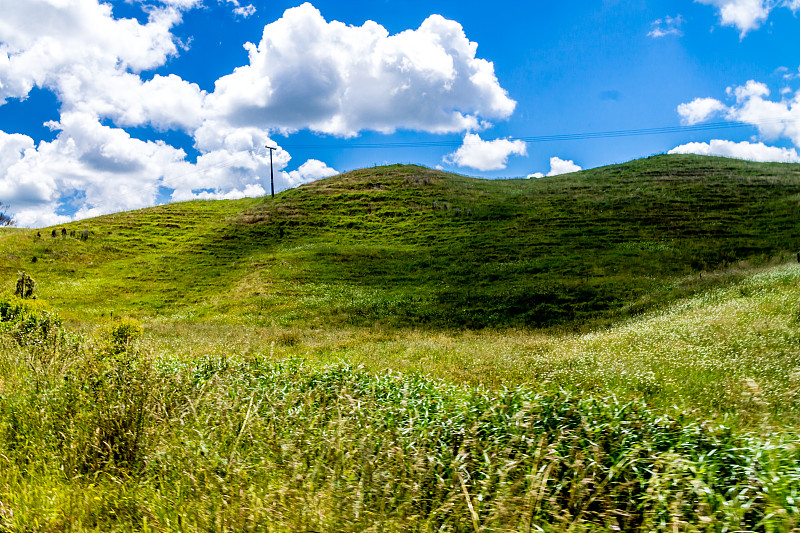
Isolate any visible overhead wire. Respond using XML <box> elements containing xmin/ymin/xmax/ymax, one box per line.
<box><xmin>157</xmin><ymin>117</ymin><xmax>796</xmax><ymax>183</ymax></box>
<box><xmin>279</xmin><ymin>118</ymin><xmax>793</xmax><ymax>150</ymax></box>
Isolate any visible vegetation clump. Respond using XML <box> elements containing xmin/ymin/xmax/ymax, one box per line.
<box><xmin>0</xmin><ymin>293</ymin><xmax>61</xmax><ymax>348</ymax></box>
<box><xmin>94</xmin><ymin>317</ymin><xmax>144</xmax><ymax>355</ymax></box>
<box><xmin>13</xmin><ymin>271</ymin><xmax>35</xmax><ymax>299</ymax></box>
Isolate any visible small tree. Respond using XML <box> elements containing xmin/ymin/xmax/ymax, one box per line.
<box><xmin>0</xmin><ymin>202</ymin><xmax>13</xmax><ymax>227</ymax></box>
<box><xmin>14</xmin><ymin>272</ymin><xmax>36</xmax><ymax>299</ymax></box>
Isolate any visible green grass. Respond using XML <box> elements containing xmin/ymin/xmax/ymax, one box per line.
<box><xmin>2</xmin><ymin>154</ymin><xmax>800</xmax><ymax>328</ymax></box>
<box><xmin>132</xmin><ymin>260</ymin><xmax>800</xmax><ymax>427</ymax></box>
<box><xmin>2</xmin><ymin>316</ymin><xmax>800</xmax><ymax>531</ymax></box>
<box><xmin>2</xmin><ymin>154</ymin><xmax>800</xmax><ymax>530</ymax></box>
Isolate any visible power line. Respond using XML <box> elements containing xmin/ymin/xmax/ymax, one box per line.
<box><xmin>154</xmin><ymin>117</ymin><xmax>796</xmax><ymax>184</ymax></box>
<box><xmin>279</xmin><ymin>119</ymin><xmax>793</xmax><ymax>150</ymax></box>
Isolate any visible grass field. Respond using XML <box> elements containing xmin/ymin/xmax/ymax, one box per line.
<box><xmin>2</xmin><ymin>154</ymin><xmax>800</xmax><ymax>329</ymax></box>
<box><xmin>2</xmin><ymin>154</ymin><xmax>800</xmax><ymax>530</ymax></box>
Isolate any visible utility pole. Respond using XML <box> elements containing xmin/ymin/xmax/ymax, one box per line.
<box><xmin>266</xmin><ymin>145</ymin><xmax>277</xmax><ymax>199</ymax></box>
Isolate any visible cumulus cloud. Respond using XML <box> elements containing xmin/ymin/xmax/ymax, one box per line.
<box><xmin>0</xmin><ymin>111</ymin><xmax>300</xmax><ymax>226</ymax></box>
<box><xmin>0</xmin><ymin>1</ymin><xmax>518</xmax><ymax>226</ymax></box>
<box><xmin>0</xmin><ymin>0</ymin><xmax>292</xmax><ymax>225</ymax></box>
<box><xmin>0</xmin><ymin>0</ymin><xmax>182</xmax><ymax>104</ymax></box>
<box><xmin>204</xmin><ymin>3</ymin><xmax>516</xmax><ymax>137</ymax></box>
<box><xmin>444</xmin><ymin>133</ymin><xmax>527</xmax><ymax>171</ymax></box>
<box><xmin>283</xmin><ymin>159</ymin><xmax>339</xmax><ymax>187</ymax></box>
<box><xmin>0</xmin><ymin>112</ymin><xmax>194</xmax><ymax>227</ymax></box>
<box><xmin>722</xmin><ymin>80</ymin><xmax>800</xmax><ymax>146</ymax></box>
<box><xmin>678</xmin><ymin>79</ymin><xmax>800</xmax><ymax>149</ymax></box>
<box><xmin>0</xmin><ymin>0</ymin><xmax>208</xmax><ymax>134</ymax></box>
<box><xmin>648</xmin><ymin>15</ymin><xmax>684</xmax><ymax>38</ymax></box>
<box><xmin>677</xmin><ymin>97</ymin><xmax>729</xmax><ymax>125</ymax></box>
<box><xmin>528</xmin><ymin>156</ymin><xmax>583</xmax><ymax>178</ymax></box>
<box><xmin>696</xmin><ymin>0</ymin><xmax>799</xmax><ymax>37</ymax></box>
<box><xmin>668</xmin><ymin>139</ymin><xmax>800</xmax><ymax>162</ymax></box>
<box><xmin>166</xmin><ymin>126</ymin><xmax>294</xmax><ymax>203</ymax></box>
<box><xmin>548</xmin><ymin>157</ymin><xmax>583</xmax><ymax>175</ymax></box>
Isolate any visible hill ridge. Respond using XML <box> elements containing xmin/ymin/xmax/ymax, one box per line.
<box><xmin>1</xmin><ymin>154</ymin><xmax>800</xmax><ymax>328</ymax></box>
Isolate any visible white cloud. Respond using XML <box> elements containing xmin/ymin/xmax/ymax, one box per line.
<box><xmin>528</xmin><ymin>156</ymin><xmax>583</xmax><ymax>178</ymax></box>
<box><xmin>548</xmin><ymin>156</ymin><xmax>583</xmax><ymax>175</ymax></box>
<box><xmin>70</xmin><ymin>73</ymin><xmax>207</xmax><ymax>131</ymax></box>
<box><xmin>234</xmin><ymin>5</ymin><xmax>256</xmax><ymax>18</ymax></box>
<box><xmin>648</xmin><ymin>15</ymin><xmax>684</xmax><ymax>38</ymax></box>
<box><xmin>0</xmin><ymin>0</ymin><xmax>279</xmax><ymax>225</ymax></box>
<box><xmin>0</xmin><ymin>112</ymin><xmax>192</xmax><ymax>227</ymax></box>
<box><xmin>0</xmin><ymin>112</ymin><xmax>299</xmax><ymax>227</ymax></box>
<box><xmin>166</xmin><ymin>135</ymin><xmax>292</xmax><ymax>202</ymax></box>
<box><xmin>444</xmin><ymin>133</ymin><xmax>527</xmax><ymax>171</ymax></box>
<box><xmin>0</xmin><ymin>130</ymin><xmax>34</xmax><ymax>182</ymax></box>
<box><xmin>678</xmin><ymin>80</ymin><xmax>800</xmax><ymax>148</ymax></box>
<box><xmin>171</xmin><ymin>183</ymin><xmax>266</xmax><ymax>202</ymax></box>
<box><xmin>696</xmin><ymin>0</ymin><xmax>799</xmax><ymax>37</ymax></box>
<box><xmin>696</xmin><ymin>0</ymin><xmax>770</xmax><ymax>36</ymax></box>
<box><xmin>0</xmin><ymin>0</ymin><xmax>183</xmax><ymax>104</ymax></box>
<box><xmin>204</xmin><ymin>3</ymin><xmax>516</xmax><ymax>137</ymax></box>
<box><xmin>780</xmin><ymin>66</ymin><xmax>800</xmax><ymax>81</ymax></box>
<box><xmin>0</xmin><ymin>0</ymin><xmax>205</xmax><ymax>132</ymax></box>
<box><xmin>219</xmin><ymin>0</ymin><xmax>256</xmax><ymax>17</ymax></box>
<box><xmin>677</xmin><ymin>97</ymin><xmax>729</xmax><ymax>125</ymax></box>
<box><xmin>729</xmin><ymin>79</ymin><xmax>770</xmax><ymax>103</ymax></box>
<box><xmin>0</xmin><ymin>1</ymin><xmax>519</xmax><ymax>226</ymax></box>
<box><xmin>283</xmin><ymin>159</ymin><xmax>339</xmax><ymax>187</ymax></box>
<box><xmin>725</xmin><ymin>81</ymin><xmax>800</xmax><ymax>146</ymax></box>
<box><xmin>668</xmin><ymin>139</ymin><xmax>800</xmax><ymax>162</ymax></box>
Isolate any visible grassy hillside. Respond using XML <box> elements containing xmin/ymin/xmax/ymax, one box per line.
<box><xmin>2</xmin><ymin>154</ymin><xmax>800</xmax><ymax>329</ymax></box>
<box><xmin>4</xmin><ymin>154</ymin><xmax>800</xmax><ymax>530</ymax></box>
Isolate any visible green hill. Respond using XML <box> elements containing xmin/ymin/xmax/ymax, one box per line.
<box><xmin>4</xmin><ymin>154</ymin><xmax>800</xmax><ymax>530</ymax></box>
<box><xmin>2</xmin><ymin>153</ymin><xmax>800</xmax><ymax>328</ymax></box>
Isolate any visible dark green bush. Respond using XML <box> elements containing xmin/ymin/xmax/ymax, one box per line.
<box><xmin>13</xmin><ymin>271</ymin><xmax>35</xmax><ymax>299</ymax></box>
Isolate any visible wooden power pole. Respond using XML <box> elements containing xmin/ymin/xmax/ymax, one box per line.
<box><xmin>266</xmin><ymin>145</ymin><xmax>277</xmax><ymax>199</ymax></box>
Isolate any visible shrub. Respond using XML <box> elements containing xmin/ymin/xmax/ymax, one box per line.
<box><xmin>95</xmin><ymin>317</ymin><xmax>144</xmax><ymax>355</ymax></box>
<box><xmin>13</xmin><ymin>271</ymin><xmax>35</xmax><ymax>299</ymax></box>
<box><xmin>57</xmin><ymin>347</ymin><xmax>155</xmax><ymax>474</ymax></box>
<box><xmin>0</xmin><ymin>294</ymin><xmax>61</xmax><ymax>345</ymax></box>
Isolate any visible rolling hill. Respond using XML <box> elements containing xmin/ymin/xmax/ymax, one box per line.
<box><xmin>2</xmin><ymin>153</ymin><xmax>800</xmax><ymax>329</ymax></box>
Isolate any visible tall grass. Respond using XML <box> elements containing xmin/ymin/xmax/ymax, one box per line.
<box><xmin>2</xmin><ymin>297</ymin><xmax>800</xmax><ymax>531</ymax></box>
<box><xmin>139</xmin><ymin>262</ymin><xmax>800</xmax><ymax>427</ymax></box>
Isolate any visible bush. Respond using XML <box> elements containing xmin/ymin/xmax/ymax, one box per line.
<box><xmin>95</xmin><ymin>317</ymin><xmax>144</xmax><ymax>355</ymax></box>
<box><xmin>13</xmin><ymin>271</ymin><xmax>35</xmax><ymax>299</ymax></box>
<box><xmin>57</xmin><ymin>346</ymin><xmax>155</xmax><ymax>474</ymax></box>
<box><xmin>0</xmin><ymin>294</ymin><xmax>62</xmax><ymax>346</ymax></box>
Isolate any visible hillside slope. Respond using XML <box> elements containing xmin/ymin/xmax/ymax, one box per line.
<box><xmin>2</xmin><ymin>154</ymin><xmax>800</xmax><ymax>328</ymax></box>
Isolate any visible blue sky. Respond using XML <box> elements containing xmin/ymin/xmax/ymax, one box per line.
<box><xmin>1</xmin><ymin>0</ymin><xmax>799</xmax><ymax>226</ymax></box>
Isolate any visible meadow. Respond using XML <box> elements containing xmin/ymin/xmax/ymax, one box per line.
<box><xmin>2</xmin><ymin>154</ymin><xmax>800</xmax><ymax>531</ymax></box>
